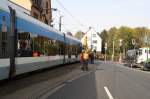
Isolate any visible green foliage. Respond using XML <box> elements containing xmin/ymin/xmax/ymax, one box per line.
<box><xmin>100</xmin><ymin>26</ymin><xmax>150</xmax><ymax>59</ymax></box>
<box><xmin>100</xmin><ymin>29</ymin><xmax>108</xmax><ymax>54</ymax></box>
<box><xmin>74</xmin><ymin>31</ymin><xmax>84</xmax><ymax>40</ymax></box>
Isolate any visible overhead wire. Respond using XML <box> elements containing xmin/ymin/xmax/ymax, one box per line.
<box><xmin>55</xmin><ymin>0</ymin><xmax>88</xmax><ymax>29</ymax></box>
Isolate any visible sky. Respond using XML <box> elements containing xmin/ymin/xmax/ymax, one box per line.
<box><xmin>51</xmin><ymin>0</ymin><xmax>150</xmax><ymax>34</ymax></box>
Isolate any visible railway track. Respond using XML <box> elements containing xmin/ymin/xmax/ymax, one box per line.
<box><xmin>0</xmin><ymin>63</ymin><xmax>82</xmax><ymax>99</ymax></box>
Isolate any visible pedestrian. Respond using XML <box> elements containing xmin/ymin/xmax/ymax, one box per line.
<box><xmin>91</xmin><ymin>52</ymin><xmax>94</xmax><ymax>64</ymax></box>
<box><xmin>89</xmin><ymin>52</ymin><xmax>92</xmax><ymax>63</ymax></box>
<box><xmin>80</xmin><ymin>50</ymin><xmax>84</xmax><ymax>71</ymax></box>
<box><xmin>83</xmin><ymin>51</ymin><xmax>89</xmax><ymax>71</ymax></box>
<box><xmin>89</xmin><ymin>51</ymin><xmax>94</xmax><ymax>64</ymax></box>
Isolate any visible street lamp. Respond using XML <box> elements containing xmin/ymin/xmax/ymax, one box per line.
<box><xmin>59</xmin><ymin>16</ymin><xmax>63</xmax><ymax>32</ymax></box>
<box><xmin>132</xmin><ymin>39</ymin><xmax>136</xmax><ymax>66</ymax></box>
<box><xmin>50</xmin><ymin>8</ymin><xmax>63</xmax><ymax>31</ymax></box>
<box><xmin>51</xmin><ymin>8</ymin><xmax>58</xmax><ymax>11</ymax></box>
<box><xmin>145</xmin><ymin>32</ymin><xmax>149</xmax><ymax>61</ymax></box>
<box><xmin>83</xmin><ymin>27</ymin><xmax>92</xmax><ymax>50</ymax></box>
<box><xmin>89</xmin><ymin>27</ymin><xmax>93</xmax><ymax>50</ymax></box>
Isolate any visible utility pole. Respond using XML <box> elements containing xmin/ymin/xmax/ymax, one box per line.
<box><xmin>89</xmin><ymin>27</ymin><xmax>92</xmax><ymax>50</ymax></box>
<box><xmin>112</xmin><ymin>41</ymin><xmax>115</xmax><ymax>61</ymax></box>
<box><xmin>49</xmin><ymin>0</ymin><xmax>52</xmax><ymax>25</ymax></box>
<box><xmin>105</xmin><ymin>42</ymin><xmax>107</xmax><ymax>61</ymax></box>
<box><xmin>119</xmin><ymin>39</ymin><xmax>123</xmax><ymax>63</ymax></box>
<box><xmin>146</xmin><ymin>32</ymin><xmax>148</xmax><ymax>61</ymax></box>
<box><xmin>59</xmin><ymin>16</ymin><xmax>63</xmax><ymax>31</ymax></box>
<box><xmin>132</xmin><ymin>39</ymin><xmax>136</xmax><ymax>68</ymax></box>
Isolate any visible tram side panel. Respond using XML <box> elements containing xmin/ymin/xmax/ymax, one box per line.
<box><xmin>65</xmin><ymin>36</ymin><xmax>81</xmax><ymax>64</ymax></box>
<box><xmin>15</xmin><ymin>29</ymin><xmax>65</xmax><ymax>75</ymax></box>
<box><xmin>0</xmin><ymin>9</ymin><xmax>11</xmax><ymax>80</ymax></box>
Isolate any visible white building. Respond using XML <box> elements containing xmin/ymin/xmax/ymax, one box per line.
<box><xmin>81</xmin><ymin>28</ymin><xmax>102</xmax><ymax>53</ymax></box>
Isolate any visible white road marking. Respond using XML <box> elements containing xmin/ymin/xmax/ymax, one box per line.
<box><xmin>104</xmin><ymin>86</ymin><xmax>114</xmax><ymax>99</ymax></box>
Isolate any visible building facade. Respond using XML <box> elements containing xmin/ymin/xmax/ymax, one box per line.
<box><xmin>30</xmin><ymin>0</ymin><xmax>52</xmax><ymax>25</ymax></box>
<box><xmin>9</xmin><ymin>0</ymin><xmax>52</xmax><ymax>25</ymax></box>
<box><xmin>9</xmin><ymin>0</ymin><xmax>32</xmax><ymax>11</ymax></box>
<box><xmin>81</xmin><ymin>28</ymin><xmax>102</xmax><ymax>53</ymax></box>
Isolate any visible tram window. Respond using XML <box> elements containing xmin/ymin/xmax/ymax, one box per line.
<box><xmin>58</xmin><ymin>41</ymin><xmax>65</xmax><ymax>55</ymax></box>
<box><xmin>73</xmin><ymin>46</ymin><xmax>78</xmax><ymax>58</ymax></box>
<box><xmin>138</xmin><ymin>50</ymin><xmax>142</xmax><ymax>55</ymax></box>
<box><xmin>0</xmin><ymin>16</ymin><xmax>8</xmax><ymax>58</ymax></box>
<box><xmin>71</xmin><ymin>46</ymin><xmax>74</xmax><ymax>54</ymax></box>
<box><xmin>67</xmin><ymin>44</ymin><xmax>72</xmax><ymax>58</ymax></box>
<box><xmin>17</xmin><ymin>29</ymin><xmax>62</xmax><ymax>57</ymax></box>
<box><xmin>2</xmin><ymin>16</ymin><xmax>7</xmax><ymax>40</ymax></box>
<box><xmin>66</xmin><ymin>45</ymin><xmax>68</xmax><ymax>54</ymax></box>
<box><xmin>73</xmin><ymin>46</ymin><xmax>76</xmax><ymax>55</ymax></box>
<box><xmin>17</xmin><ymin>30</ymin><xmax>32</xmax><ymax>57</ymax></box>
<box><xmin>32</xmin><ymin>36</ymin><xmax>53</xmax><ymax>56</ymax></box>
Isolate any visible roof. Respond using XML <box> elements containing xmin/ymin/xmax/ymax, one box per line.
<box><xmin>83</xmin><ymin>28</ymin><xmax>102</xmax><ymax>40</ymax></box>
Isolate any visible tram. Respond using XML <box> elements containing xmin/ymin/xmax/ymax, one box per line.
<box><xmin>0</xmin><ymin>0</ymin><xmax>82</xmax><ymax>80</ymax></box>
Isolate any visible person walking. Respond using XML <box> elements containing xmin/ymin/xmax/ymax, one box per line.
<box><xmin>83</xmin><ymin>51</ymin><xmax>89</xmax><ymax>71</ymax></box>
<box><xmin>80</xmin><ymin>50</ymin><xmax>84</xmax><ymax>71</ymax></box>
<box><xmin>89</xmin><ymin>51</ymin><xmax>94</xmax><ymax>64</ymax></box>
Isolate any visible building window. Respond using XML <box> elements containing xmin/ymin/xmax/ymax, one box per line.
<box><xmin>33</xmin><ymin>13</ymin><xmax>38</xmax><ymax>19</ymax></box>
<box><xmin>92</xmin><ymin>34</ymin><xmax>96</xmax><ymax>37</ymax></box>
<box><xmin>46</xmin><ymin>2</ymin><xmax>48</xmax><ymax>14</ymax></box>
<box><xmin>34</xmin><ymin>0</ymin><xmax>37</xmax><ymax>5</ymax></box>
<box><xmin>87</xmin><ymin>36</ymin><xmax>90</xmax><ymax>41</ymax></box>
<box><xmin>93</xmin><ymin>40</ymin><xmax>97</xmax><ymax>44</ymax></box>
<box><xmin>145</xmin><ymin>50</ymin><xmax>147</xmax><ymax>53</ymax></box>
<box><xmin>94</xmin><ymin>46</ymin><xmax>97</xmax><ymax>50</ymax></box>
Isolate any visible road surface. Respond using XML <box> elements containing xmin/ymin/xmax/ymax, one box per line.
<box><xmin>44</xmin><ymin>61</ymin><xmax>150</xmax><ymax>99</ymax></box>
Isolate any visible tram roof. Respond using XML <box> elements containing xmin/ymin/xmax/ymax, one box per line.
<box><xmin>0</xmin><ymin>0</ymin><xmax>81</xmax><ymax>45</ymax></box>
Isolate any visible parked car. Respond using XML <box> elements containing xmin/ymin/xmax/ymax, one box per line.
<box><xmin>141</xmin><ymin>58</ymin><xmax>150</xmax><ymax>71</ymax></box>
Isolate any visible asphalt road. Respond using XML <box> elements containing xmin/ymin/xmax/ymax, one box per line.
<box><xmin>96</xmin><ymin>61</ymin><xmax>150</xmax><ymax>99</ymax></box>
<box><xmin>43</xmin><ymin>61</ymin><xmax>150</xmax><ymax>99</ymax></box>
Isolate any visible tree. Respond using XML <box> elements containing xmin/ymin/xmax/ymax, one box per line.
<box><xmin>134</xmin><ymin>27</ymin><xmax>150</xmax><ymax>47</ymax></box>
<box><xmin>66</xmin><ymin>32</ymin><xmax>73</xmax><ymax>36</ymax></box>
<box><xmin>99</xmin><ymin>26</ymin><xmax>150</xmax><ymax>60</ymax></box>
<box><xmin>100</xmin><ymin>29</ymin><xmax>108</xmax><ymax>54</ymax></box>
<box><xmin>107</xmin><ymin>27</ymin><xmax>118</xmax><ymax>55</ymax></box>
<box><xmin>74</xmin><ymin>31</ymin><xmax>84</xmax><ymax>40</ymax></box>
<box><xmin>117</xmin><ymin>26</ymin><xmax>135</xmax><ymax>50</ymax></box>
